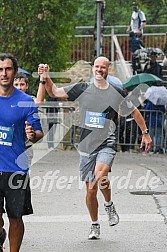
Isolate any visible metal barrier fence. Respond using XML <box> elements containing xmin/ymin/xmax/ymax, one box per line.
<box><xmin>38</xmin><ymin>104</ymin><xmax>76</xmax><ymax>149</ymax></box>
<box><xmin>38</xmin><ymin>105</ymin><xmax>167</xmax><ymax>154</ymax></box>
<box><xmin>117</xmin><ymin>109</ymin><xmax>166</xmax><ymax>154</ymax></box>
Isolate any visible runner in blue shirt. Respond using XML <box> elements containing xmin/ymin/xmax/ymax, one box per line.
<box><xmin>0</xmin><ymin>53</ymin><xmax>43</xmax><ymax>252</ymax></box>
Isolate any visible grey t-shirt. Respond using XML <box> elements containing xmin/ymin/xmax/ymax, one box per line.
<box><xmin>64</xmin><ymin>82</ymin><xmax>127</xmax><ymax>154</ymax></box>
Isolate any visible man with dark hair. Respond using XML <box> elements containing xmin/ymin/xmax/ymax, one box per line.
<box><xmin>0</xmin><ymin>53</ymin><xmax>43</xmax><ymax>251</ymax></box>
<box><xmin>127</xmin><ymin>2</ymin><xmax>146</xmax><ymax>37</ymax></box>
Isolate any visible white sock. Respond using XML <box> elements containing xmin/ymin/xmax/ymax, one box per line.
<box><xmin>104</xmin><ymin>200</ymin><xmax>113</xmax><ymax>207</ymax></box>
<box><xmin>92</xmin><ymin>220</ymin><xmax>99</xmax><ymax>225</ymax></box>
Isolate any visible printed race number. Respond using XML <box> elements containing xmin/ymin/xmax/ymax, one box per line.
<box><xmin>85</xmin><ymin>111</ymin><xmax>106</xmax><ymax>128</ymax></box>
<box><xmin>0</xmin><ymin>125</ymin><xmax>14</xmax><ymax>146</ymax></box>
<box><xmin>0</xmin><ymin>132</ymin><xmax>7</xmax><ymax>140</ymax></box>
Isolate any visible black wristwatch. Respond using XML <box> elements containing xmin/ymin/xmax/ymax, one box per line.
<box><xmin>142</xmin><ymin>129</ymin><xmax>149</xmax><ymax>135</ymax></box>
<box><xmin>39</xmin><ymin>80</ymin><xmax>46</xmax><ymax>84</ymax></box>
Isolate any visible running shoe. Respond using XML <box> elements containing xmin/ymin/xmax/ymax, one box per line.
<box><xmin>0</xmin><ymin>228</ymin><xmax>7</xmax><ymax>252</ymax></box>
<box><xmin>88</xmin><ymin>224</ymin><xmax>100</xmax><ymax>240</ymax></box>
<box><xmin>105</xmin><ymin>203</ymin><xmax>119</xmax><ymax>226</ymax></box>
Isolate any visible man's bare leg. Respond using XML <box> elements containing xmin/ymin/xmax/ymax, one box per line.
<box><xmin>95</xmin><ymin>163</ymin><xmax>111</xmax><ymax>202</ymax></box>
<box><xmin>9</xmin><ymin>217</ymin><xmax>24</xmax><ymax>252</ymax></box>
<box><xmin>86</xmin><ymin>181</ymin><xmax>100</xmax><ymax>239</ymax></box>
<box><xmin>95</xmin><ymin>163</ymin><xmax>119</xmax><ymax>226</ymax></box>
<box><xmin>86</xmin><ymin>181</ymin><xmax>98</xmax><ymax>221</ymax></box>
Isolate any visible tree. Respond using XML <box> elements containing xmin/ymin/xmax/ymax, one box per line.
<box><xmin>75</xmin><ymin>0</ymin><xmax>167</xmax><ymax>28</ymax></box>
<box><xmin>76</xmin><ymin>0</ymin><xmax>96</xmax><ymax>26</ymax></box>
<box><xmin>0</xmin><ymin>0</ymin><xmax>79</xmax><ymax>94</ymax></box>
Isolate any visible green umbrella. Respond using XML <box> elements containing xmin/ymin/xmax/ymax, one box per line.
<box><xmin>123</xmin><ymin>73</ymin><xmax>163</xmax><ymax>91</ymax></box>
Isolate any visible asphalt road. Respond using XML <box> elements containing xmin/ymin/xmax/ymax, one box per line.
<box><xmin>3</xmin><ymin>150</ymin><xmax>167</xmax><ymax>252</ymax></box>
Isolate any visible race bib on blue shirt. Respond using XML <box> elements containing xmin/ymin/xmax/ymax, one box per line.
<box><xmin>0</xmin><ymin>125</ymin><xmax>14</xmax><ymax>146</ymax></box>
<box><xmin>85</xmin><ymin>111</ymin><xmax>106</xmax><ymax>128</ymax></box>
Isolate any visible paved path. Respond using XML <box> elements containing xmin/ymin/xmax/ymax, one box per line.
<box><xmin>4</xmin><ymin>150</ymin><xmax>167</xmax><ymax>252</ymax></box>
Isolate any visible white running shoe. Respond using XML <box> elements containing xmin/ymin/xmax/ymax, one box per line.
<box><xmin>88</xmin><ymin>224</ymin><xmax>100</xmax><ymax>240</ymax></box>
<box><xmin>105</xmin><ymin>203</ymin><xmax>119</xmax><ymax>226</ymax></box>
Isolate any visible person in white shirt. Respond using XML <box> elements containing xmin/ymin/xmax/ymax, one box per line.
<box><xmin>127</xmin><ymin>2</ymin><xmax>146</xmax><ymax>37</ymax></box>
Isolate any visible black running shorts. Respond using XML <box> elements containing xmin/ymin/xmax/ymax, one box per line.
<box><xmin>0</xmin><ymin>172</ymin><xmax>33</xmax><ymax>218</ymax></box>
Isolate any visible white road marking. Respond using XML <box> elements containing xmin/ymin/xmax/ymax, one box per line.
<box><xmin>14</xmin><ymin>214</ymin><xmax>165</xmax><ymax>223</ymax></box>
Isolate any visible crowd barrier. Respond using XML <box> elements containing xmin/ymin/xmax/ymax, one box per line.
<box><xmin>117</xmin><ymin>109</ymin><xmax>166</xmax><ymax>153</ymax></box>
<box><xmin>38</xmin><ymin>104</ymin><xmax>167</xmax><ymax>153</ymax></box>
<box><xmin>37</xmin><ymin>103</ymin><xmax>76</xmax><ymax>149</ymax></box>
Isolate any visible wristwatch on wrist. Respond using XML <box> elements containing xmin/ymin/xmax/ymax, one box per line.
<box><xmin>39</xmin><ymin>80</ymin><xmax>46</xmax><ymax>84</ymax></box>
<box><xmin>142</xmin><ymin>129</ymin><xmax>149</xmax><ymax>135</ymax></box>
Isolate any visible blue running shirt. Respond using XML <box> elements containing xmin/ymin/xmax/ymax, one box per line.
<box><xmin>0</xmin><ymin>88</ymin><xmax>42</xmax><ymax>173</ymax></box>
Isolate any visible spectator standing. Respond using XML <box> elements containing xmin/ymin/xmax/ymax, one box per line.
<box><xmin>144</xmin><ymin>52</ymin><xmax>163</xmax><ymax>81</ymax></box>
<box><xmin>127</xmin><ymin>2</ymin><xmax>146</xmax><ymax>37</ymax></box>
<box><xmin>0</xmin><ymin>54</ymin><xmax>43</xmax><ymax>252</ymax></box>
<box><xmin>144</xmin><ymin>100</ymin><xmax>165</xmax><ymax>154</ymax></box>
<box><xmin>129</xmin><ymin>31</ymin><xmax>144</xmax><ymax>54</ymax></box>
<box><xmin>143</xmin><ymin>53</ymin><xmax>164</xmax><ymax>153</ymax></box>
<box><xmin>129</xmin><ymin>31</ymin><xmax>145</xmax><ymax>74</ymax></box>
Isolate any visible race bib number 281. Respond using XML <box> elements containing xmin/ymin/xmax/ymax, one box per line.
<box><xmin>85</xmin><ymin>111</ymin><xmax>106</xmax><ymax>128</ymax></box>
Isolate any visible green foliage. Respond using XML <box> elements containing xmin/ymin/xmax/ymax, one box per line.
<box><xmin>1</xmin><ymin>0</ymin><xmax>167</xmax><ymax>95</ymax></box>
<box><xmin>76</xmin><ymin>0</ymin><xmax>96</xmax><ymax>26</ymax></box>
<box><xmin>75</xmin><ymin>0</ymin><xmax>167</xmax><ymax>27</ymax></box>
<box><xmin>0</xmin><ymin>0</ymin><xmax>79</xmax><ymax>94</ymax></box>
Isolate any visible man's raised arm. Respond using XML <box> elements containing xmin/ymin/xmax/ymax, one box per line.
<box><xmin>38</xmin><ymin>64</ymin><xmax>68</xmax><ymax>99</ymax></box>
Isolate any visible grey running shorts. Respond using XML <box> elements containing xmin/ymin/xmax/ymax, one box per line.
<box><xmin>79</xmin><ymin>147</ymin><xmax>116</xmax><ymax>182</ymax></box>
